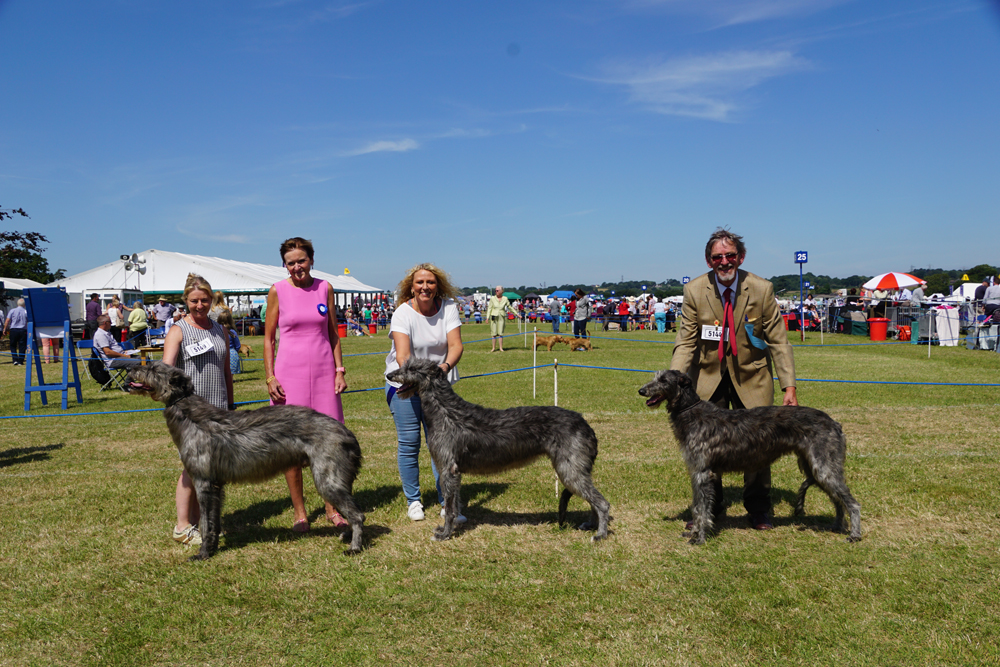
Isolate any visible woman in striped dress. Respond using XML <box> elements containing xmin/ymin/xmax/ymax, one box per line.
<box><xmin>161</xmin><ymin>273</ymin><xmax>234</xmax><ymax>547</ymax></box>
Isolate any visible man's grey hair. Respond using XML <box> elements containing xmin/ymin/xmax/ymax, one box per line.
<box><xmin>704</xmin><ymin>228</ymin><xmax>746</xmax><ymax>261</ymax></box>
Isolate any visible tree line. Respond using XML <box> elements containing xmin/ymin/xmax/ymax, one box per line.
<box><xmin>465</xmin><ymin>265</ymin><xmax>999</xmax><ymax>300</ymax></box>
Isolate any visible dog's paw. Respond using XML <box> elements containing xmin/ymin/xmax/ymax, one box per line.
<box><xmin>577</xmin><ymin>520</ymin><xmax>596</xmax><ymax>531</ymax></box>
<box><xmin>432</xmin><ymin>526</ymin><xmax>452</xmax><ymax>541</ymax></box>
<box><xmin>688</xmin><ymin>534</ymin><xmax>707</xmax><ymax>545</ymax></box>
<box><xmin>188</xmin><ymin>553</ymin><xmax>211</xmax><ymax>562</ymax></box>
<box><xmin>846</xmin><ymin>535</ymin><xmax>861</xmax><ymax>543</ymax></box>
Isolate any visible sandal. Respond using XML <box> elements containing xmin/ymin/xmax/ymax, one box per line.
<box><xmin>291</xmin><ymin>518</ymin><xmax>310</xmax><ymax>533</ymax></box>
<box><xmin>327</xmin><ymin>510</ymin><xmax>349</xmax><ymax>529</ymax></box>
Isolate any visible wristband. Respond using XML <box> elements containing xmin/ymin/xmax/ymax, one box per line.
<box><xmin>336</xmin><ymin>367</ymin><xmax>346</xmax><ymax>374</ymax></box>
<box><xmin>442</xmin><ymin>361</ymin><xmax>451</xmax><ymax>372</ymax></box>
<box><xmin>266</xmin><ymin>375</ymin><xmax>276</xmax><ymax>384</ymax></box>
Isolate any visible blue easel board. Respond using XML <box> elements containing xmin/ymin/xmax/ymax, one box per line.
<box><xmin>22</xmin><ymin>287</ymin><xmax>83</xmax><ymax>410</ymax></box>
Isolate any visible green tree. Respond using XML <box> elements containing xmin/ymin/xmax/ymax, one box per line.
<box><xmin>964</xmin><ymin>264</ymin><xmax>998</xmax><ymax>283</ymax></box>
<box><xmin>0</xmin><ymin>211</ymin><xmax>66</xmax><ymax>283</ymax></box>
<box><xmin>924</xmin><ymin>272</ymin><xmax>951</xmax><ymax>296</ymax></box>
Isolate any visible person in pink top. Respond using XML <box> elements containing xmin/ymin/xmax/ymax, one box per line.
<box><xmin>264</xmin><ymin>237</ymin><xmax>349</xmax><ymax>532</ymax></box>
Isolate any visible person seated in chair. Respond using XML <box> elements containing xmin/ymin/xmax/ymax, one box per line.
<box><xmin>93</xmin><ymin>315</ymin><xmax>141</xmax><ymax>368</ymax></box>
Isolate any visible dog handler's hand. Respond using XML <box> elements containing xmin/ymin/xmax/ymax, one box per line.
<box><xmin>782</xmin><ymin>387</ymin><xmax>798</xmax><ymax>407</ymax></box>
<box><xmin>334</xmin><ymin>373</ymin><xmax>347</xmax><ymax>394</ymax></box>
<box><xmin>267</xmin><ymin>377</ymin><xmax>285</xmax><ymax>403</ymax></box>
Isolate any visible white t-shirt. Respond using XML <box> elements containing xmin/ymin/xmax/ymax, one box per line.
<box><xmin>107</xmin><ymin>305</ymin><xmax>123</xmax><ymax>327</ymax></box>
<box><xmin>385</xmin><ymin>298</ymin><xmax>461</xmax><ymax>387</ymax></box>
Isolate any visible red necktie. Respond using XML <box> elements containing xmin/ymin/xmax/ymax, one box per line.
<box><xmin>719</xmin><ymin>287</ymin><xmax>737</xmax><ymax>361</ymax></box>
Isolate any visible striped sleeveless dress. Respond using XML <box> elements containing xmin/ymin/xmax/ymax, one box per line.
<box><xmin>176</xmin><ymin>318</ymin><xmax>229</xmax><ymax>410</ymax></box>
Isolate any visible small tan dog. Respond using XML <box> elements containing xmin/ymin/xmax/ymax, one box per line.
<box><xmin>239</xmin><ymin>344</ymin><xmax>254</xmax><ymax>358</ymax></box>
<box><xmin>535</xmin><ymin>335</ymin><xmax>567</xmax><ymax>351</ymax></box>
<box><xmin>567</xmin><ymin>337</ymin><xmax>592</xmax><ymax>351</ymax></box>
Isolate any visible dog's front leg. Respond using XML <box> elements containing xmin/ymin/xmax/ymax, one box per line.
<box><xmin>689</xmin><ymin>470</ymin><xmax>716</xmax><ymax>545</ymax></box>
<box><xmin>192</xmin><ymin>478</ymin><xmax>224</xmax><ymax>560</ymax></box>
<box><xmin>433</xmin><ymin>467</ymin><xmax>461</xmax><ymax>542</ymax></box>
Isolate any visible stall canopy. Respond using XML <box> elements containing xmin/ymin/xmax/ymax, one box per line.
<box><xmin>50</xmin><ymin>249</ymin><xmax>384</xmax><ymax>296</ymax></box>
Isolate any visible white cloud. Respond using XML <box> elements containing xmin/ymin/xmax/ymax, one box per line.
<box><xmin>592</xmin><ymin>50</ymin><xmax>808</xmax><ymax>121</ymax></box>
<box><xmin>627</xmin><ymin>0</ymin><xmax>851</xmax><ymax>27</ymax></box>
<box><xmin>341</xmin><ymin>138</ymin><xmax>420</xmax><ymax>157</ymax></box>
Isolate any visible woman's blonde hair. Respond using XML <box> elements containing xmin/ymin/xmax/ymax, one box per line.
<box><xmin>217</xmin><ymin>309</ymin><xmax>234</xmax><ymax>329</ymax></box>
<box><xmin>183</xmin><ymin>273</ymin><xmax>214</xmax><ymax>304</ymax></box>
<box><xmin>395</xmin><ymin>262</ymin><xmax>460</xmax><ymax>307</ymax></box>
<box><xmin>212</xmin><ymin>290</ymin><xmax>227</xmax><ymax>308</ymax></box>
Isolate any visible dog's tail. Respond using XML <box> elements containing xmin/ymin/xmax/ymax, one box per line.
<box><xmin>558</xmin><ymin>488</ymin><xmax>573</xmax><ymax>527</ymax></box>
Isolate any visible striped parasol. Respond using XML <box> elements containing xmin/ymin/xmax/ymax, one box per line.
<box><xmin>861</xmin><ymin>272</ymin><xmax>922</xmax><ymax>290</ymax></box>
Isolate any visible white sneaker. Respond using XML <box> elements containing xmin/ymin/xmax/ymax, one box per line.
<box><xmin>441</xmin><ymin>508</ymin><xmax>467</xmax><ymax>524</ymax></box>
<box><xmin>407</xmin><ymin>501</ymin><xmax>425</xmax><ymax>521</ymax></box>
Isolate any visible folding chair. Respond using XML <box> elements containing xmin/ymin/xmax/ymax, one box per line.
<box><xmin>90</xmin><ymin>340</ymin><xmax>131</xmax><ymax>392</ymax></box>
<box><xmin>147</xmin><ymin>327</ymin><xmax>166</xmax><ymax>347</ymax></box>
<box><xmin>76</xmin><ymin>340</ymin><xmax>95</xmax><ymax>381</ymax></box>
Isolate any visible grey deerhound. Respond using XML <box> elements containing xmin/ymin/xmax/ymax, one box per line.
<box><xmin>385</xmin><ymin>357</ymin><xmax>610</xmax><ymax>542</ymax></box>
<box><xmin>127</xmin><ymin>362</ymin><xmax>364</xmax><ymax>559</ymax></box>
<box><xmin>638</xmin><ymin>370</ymin><xmax>860</xmax><ymax>544</ymax></box>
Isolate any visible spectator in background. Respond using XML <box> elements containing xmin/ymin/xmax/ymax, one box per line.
<box><xmin>984</xmin><ymin>280</ymin><xmax>1000</xmax><ymax>317</ymax></box>
<box><xmin>548</xmin><ymin>297</ymin><xmax>561</xmax><ymax>333</ymax></box>
<box><xmin>153</xmin><ymin>296</ymin><xmax>176</xmax><ymax>328</ymax></box>
<box><xmin>93</xmin><ymin>315</ymin><xmax>141</xmax><ymax>369</ymax></box>
<box><xmin>106</xmin><ymin>297</ymin><xmax>125</xmax><ymax>341</ymax></box>
<box><xmin>217</xmin><ymin>309</ymin><xmax>242</xmax><ymax>375</ymax></box>
<box><xmin>910</xmin><ymin>281</ymin><xmax>926</xmax><ymax>307</ymax></box>
<box><xmin>486</xmin><ymin>285</ymin><xmax>517</xmax><ymax>353</ymax></box>
<box><xmin>126</xmin><ymin>300</ymin><xmax>148</xmax><ymax>346</ymax></box>
<box><xmin>975</xmin><ymin>278</ymin><xmax>989</xmax><ymax>307</ymax></box>
<box><xmin>3</xmin><ymin>298</ymin><xmax>28</xmax><ymax>365</ymax></box>
<box><xmin>85</xmin><ymin>293</ymin><xmax>102</xmax><ymax>339</ymax></box>
<box><xmin>617</xmin><ymin>299</ymin><xmax>629</xmax><ymax>330</ymax></box>
<box><xmin>209</xmin><ymin>291</ymin><xmax>228</xmax><ymax>321</ymax></box>
<box><xmin>573</xmin><ymin>288</ymin><xmax>591</xmax><ymax>339</ymax></box>
<box><xmin>652</xmin><ymin>297</ymin><xmax>667</xmax><ymax>333</ymax></box>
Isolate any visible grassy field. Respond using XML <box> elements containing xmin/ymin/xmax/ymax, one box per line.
<box><xmin>2</xmin><ymin>324</ymin><xmax>999</xmax><ymax>666</ymax></box>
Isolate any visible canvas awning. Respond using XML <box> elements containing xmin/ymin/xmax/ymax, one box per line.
<box><xmin>49</xmin><ymin>249</ymin><xmax>384</xmax><ymax>296</ymax></box>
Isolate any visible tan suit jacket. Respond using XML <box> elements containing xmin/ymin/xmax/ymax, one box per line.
<box><xmin>669</xmin><ymin>269</ymin><xmax>795</xmax><ymax>408</ymax></box>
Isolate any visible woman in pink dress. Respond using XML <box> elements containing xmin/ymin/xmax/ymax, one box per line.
<box><xmin>264</xmin><ymin>237</ymin><xmax>349</xmax><ymax>532</ymax></box>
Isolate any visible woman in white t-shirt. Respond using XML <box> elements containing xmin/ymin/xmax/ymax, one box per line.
<box><xmin>384</xmin><ymin>263</ymin><xmax>464</xmax><ymax>522</ymax></box>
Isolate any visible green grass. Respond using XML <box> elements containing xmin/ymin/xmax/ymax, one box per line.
<box><xmin>2</xmin><ymin>325</ymin><xmax>999</xmax><ymax>666</ymax></box>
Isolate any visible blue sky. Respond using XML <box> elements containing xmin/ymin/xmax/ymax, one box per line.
<box><xmin>2</xmin><ymin>0</ymin><xmax>998</xmax><ymax>291</ymax></box>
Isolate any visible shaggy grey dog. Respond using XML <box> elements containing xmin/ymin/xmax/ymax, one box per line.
<box><xmin>385</xmin><ymin>357</ymin><xmax>610</xmax><ymax>542</ymax></box>
<box><xmin>638</xmin><ymin>370</ymin><xmax>860</xmax><ymax>544</ymax></box>
<box><xmin>128</xmin><ymin>362</ymin><xmax>364</xmax><ymax>559</ymax></box>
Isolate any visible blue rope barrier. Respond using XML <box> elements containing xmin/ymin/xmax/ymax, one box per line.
<box><xmin>6</xmin><ymin>352</ymin><xmax>997</xmax><ymax>420</ymax></box>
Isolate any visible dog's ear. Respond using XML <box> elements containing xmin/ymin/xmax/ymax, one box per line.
<box><xmin>675</xmin><ymin>371</ymin><xmax>692</xmax><ymax>388</ymax></box>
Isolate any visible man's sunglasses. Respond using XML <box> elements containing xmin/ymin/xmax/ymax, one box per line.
<box><xmin>709</xmin><ymin>252</ymin><xmax>739</xmax><ymax>264</ymax></box>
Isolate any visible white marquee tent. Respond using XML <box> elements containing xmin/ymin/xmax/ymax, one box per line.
<box><xmin>50</xmin><ymin>250</ymin><xmax>385</xmax><ymax>301</ymax></box>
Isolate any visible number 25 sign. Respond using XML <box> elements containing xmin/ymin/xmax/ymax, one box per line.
<box><xmin>795</xmin><ymin>251</ymin><xmax>808</xmax><ymax>264</ymax></box>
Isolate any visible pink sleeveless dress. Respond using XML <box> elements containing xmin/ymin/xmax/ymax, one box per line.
<box><xmin>272</xmin><ymin>278</ymin><xmax>344</xmax><ymax>422</ymax></box>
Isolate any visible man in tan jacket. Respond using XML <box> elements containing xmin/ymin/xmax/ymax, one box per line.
<box><xmin>670</xmin><ymin>228</ymin><xmax>797</xmax><ymax>530</ymax></box>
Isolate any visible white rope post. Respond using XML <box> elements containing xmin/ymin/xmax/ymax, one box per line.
<box><xmin>928</xmin><ymin>310</ymin><xmax>933</xmax><ymax>359</ymax></box>
<box><xmin>533</xmin><ymin>328</ymin><xmax>537</xmax><ymax>399</ymax></box>
<box><xmin>553</xmin><ymin>358</ymin><xmax>558</xmax><ymax>407</ymax></box>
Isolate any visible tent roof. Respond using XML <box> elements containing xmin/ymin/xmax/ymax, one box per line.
<box><xmin>49</xmin><ymin>249</ymin><xmax>385</xmax><ymax>295</ymax></box>
<box><xmin>548</xmin><ymin>290</ymin><xmax>575</xmax><ymax>299</ymax></box>
<box><xmin>1</xmin><ymin>277</ymin><xmax>47</xmax><ymax>290</ymax></box>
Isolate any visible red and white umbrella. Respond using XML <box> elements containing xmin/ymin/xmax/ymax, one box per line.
<box><xmin>862</xmin><ymin>272</ymin><xmax>923</xmax><ymax>291</ymax></box>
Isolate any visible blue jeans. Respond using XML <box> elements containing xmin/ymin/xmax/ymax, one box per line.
<box><xmin>655</xmin><ymin>312</ymin><xmax>666</xmax><ymax>333</ymax></box>
<box><xmin>573</xmin><ymin>319</ymin><xmax>588</xmax><ymax>338</ymax></box>
<box><xmin>552</xmin><ymin>316</ymin><xmax>559</xmax><ymax>333</ymax></box>
<box><xmin>386</xmin><ymin>383</ymin><xmax>441</xmax><ymax>505</ymax></box>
